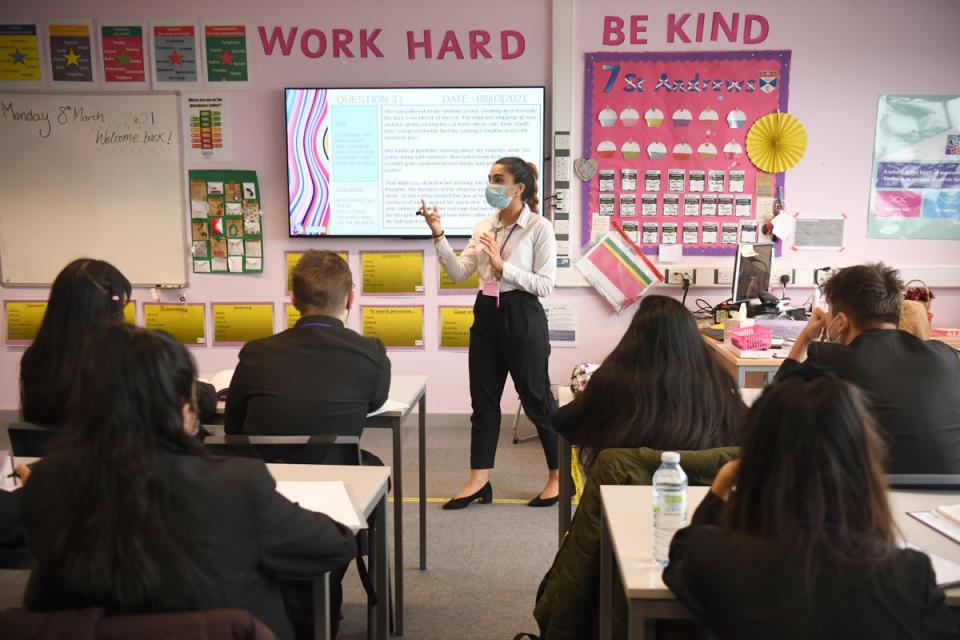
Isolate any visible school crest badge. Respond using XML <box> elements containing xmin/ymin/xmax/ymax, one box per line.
<box><xmin>759</xmin><ymin>71</ymin><xmax>778</xmax><ymax>94</ymax></box>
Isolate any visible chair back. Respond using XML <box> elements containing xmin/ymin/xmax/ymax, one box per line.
<box><xmin>203</xmin><ymin>434</ymin><xmax>362</xmax><ymax>465</ymax></box>
<box><xmin>885</xmin><ymin>474</ymin><xmax>960</xmax><ymax>490</ymax></box>
<box><xmin>7</xmin><ymin>423</ymin><xmax>58</xmax><ymax>457</ymax></box>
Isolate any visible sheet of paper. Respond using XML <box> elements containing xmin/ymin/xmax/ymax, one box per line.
<box><xmin>0</xmin><ymin>450</ymin><xmax>17</xmax><ymax>492</ymax></box>
<box><xmin>367</xmin><ymin>399</ymin><xmax>409</xmax><ymax>417</ymax></box>
<box><xmin>275</xmin><ymin>481</ymin><xmax>366</xmax><ymax>534</ymax></box>
<box><xmin>658</xmin><ymin>243</ymin><xmax>683</xmax><ymax>263</ymax></box>
<box><xmin>906</xmin><ymin>543</ymin><xmax>960</xmax><ymax>588</ymax></box>
<box><xmin>542</xmin><ymin>300</ymin><xmax>578</xmax><ymax>348</ymax></box>
<box><xmin>793</xmin><ymin>217</ymin><xmax>845</xmax><ymax>250</ymax></box>
<box><xmin>908</xmin><ymin>511</ymin><xmax>960</xmax><ymax>545</ymax></box>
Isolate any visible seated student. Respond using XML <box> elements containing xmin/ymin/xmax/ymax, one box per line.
<box><xmin>552</xmin><ymin>295</ymin><xmax>745</xmax><ymax>468</ymax></box>
<box><xmin>20</xmin><ymin>259</ymin><xmax>217</xmax><ymax>425</ymax></box>
<box><xmin>664</xmin><ymin>364</ymin><xmax>958</xmax><ymax>639</ymax></box>
<box><xmin>225</xmin><ymin>250</ymin><xmax>390</xmax><ymax>437</ymax></box>
<box><xmin>778</xmin><ymin>262</ymin><xmax>960</xmax><ymax>474</ymax></box>
<box><xmin>20</xmin><ymin>324</ymin><xmax>356</xmax><ymax>640</ymax></box>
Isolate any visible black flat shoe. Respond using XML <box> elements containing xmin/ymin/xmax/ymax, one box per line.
<box><xmin>527</xmin><ymin>493</ymin><xmax>559</xmax><ymax>507</ymax></box>
<box><xmin>442</xmin><ymin>482</ymin><xmax>493</xmax><ymax>510</ymax></box>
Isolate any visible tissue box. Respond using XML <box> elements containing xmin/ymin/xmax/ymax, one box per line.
<box><xmin>755</xmin><ymin>318</ymin><xmax>806</xmax><ymax>340</ymax></box>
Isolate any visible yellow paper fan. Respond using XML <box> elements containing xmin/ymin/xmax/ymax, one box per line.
<box><xmin>745</xmin><ymin>112</ymin><xmax>807</xmax><ymax>173</ymax></box>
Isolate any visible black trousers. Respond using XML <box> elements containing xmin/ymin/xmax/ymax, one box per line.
<box><xmin>468</xmin><ymin>290</ymin><xmax>558</xmax><ymax>470</ymax></box>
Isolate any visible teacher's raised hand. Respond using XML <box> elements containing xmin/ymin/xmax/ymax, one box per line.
<box><xmin>420</xmin><ymin>199</ymin><xmax>443</xmax><ymax>237</ymax></box>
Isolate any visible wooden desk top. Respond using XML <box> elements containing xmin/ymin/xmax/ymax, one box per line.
<box><xmin>702</xmin><ymin>336</ymin><xmax>786</xmax><ymax>367</ymax></box>
<box><xmin>601</xmin><ymin>485</ymin><xmax>960</xmax><ymax>603</ymax></box>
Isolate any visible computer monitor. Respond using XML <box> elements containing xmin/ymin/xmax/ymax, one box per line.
<box><xmin>732</xmin><ymin>242</ymin><xmax>774</xmax><ymax>303</ymax></box>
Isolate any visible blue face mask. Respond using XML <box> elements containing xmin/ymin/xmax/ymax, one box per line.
<box><xmin>485</xmin><ymin>184</ymin><xmax>513</xmax><ymax>209</ymax></box>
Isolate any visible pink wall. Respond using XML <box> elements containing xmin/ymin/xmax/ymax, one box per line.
<box><xmin>1</xmin><ymin>0</ymin><xmax>959</xmax><ymax>413</ymax></box>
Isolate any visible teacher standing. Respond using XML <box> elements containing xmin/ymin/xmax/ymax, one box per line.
<box><xmin>422</xmin><ymin>157</ymin><xmax>560</xmax><ymax>510</ymax></box>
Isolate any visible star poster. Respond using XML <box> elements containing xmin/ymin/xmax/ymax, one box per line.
<box><xmin>204</xmin><ymin>24</ymin><xmax>248</xmax><ymax>83</ymax></box>
<box><xmin>100</xmin><ymin>24</ymin><xmax>146</xmax><ymax>86</ymax></box>
<box><xmin>48</xmin><ymin>21</ymin><xmax>94</xmax><ymax>83</ymax></box>
<box><xmin>0</xmin><ymin>24</ymin><xmax>43</xmax><ymax>82</ymax></box>
<box><xmin>152</xmin><ymin>23</ymin><xmax>199</xmax><ymax>86</ymax></box>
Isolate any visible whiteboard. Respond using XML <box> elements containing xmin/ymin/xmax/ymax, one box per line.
<box><xmin>0</xmin><ymin>93</ymin><xmax>187</xmax><ymax>286</ymax></box>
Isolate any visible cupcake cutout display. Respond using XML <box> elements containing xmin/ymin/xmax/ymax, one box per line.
<box><xmin>644</xmin><ymin>108</ymin><xmax>664</xmax><ymax>127</ymax></box>
<box><xmin>697</xmin><ymin>142</ymin><xmax>718</xmax><ymax>160</ymax></box>
<box><xmin>726</xmin><ymin>109</ymin><xmax>747</xmax><ymax>129</ymax></box>
<box><xmin>723</xmin><ymin>140</ymin><xmax>743</xmax><ymax>160</ymax></box>
<box><xmin>673</xmin><ymin>142</ymin><xmax>692</xmax><ymax>161</ymax></box>
<box><xmin>597</xmin><ymin>140</ymin><xmax>617</xmax><ymax>158</ymax></box>
<box><xmin>647</xmin><ymin>141</ymin><xmax>667</xmax><ymax>160</ymax></box>
<box><xmin>598</xmin><ymin>108</ymin><xmax>618</xmax><ymax>127</ymax></box>
<box><xmin>699</xmin><ymin>107</ymin><xmax>719</xmax><ymax>122</ymax></box>
<box><xmin>672</xmin><ymin>108</ymin><xmax>693</xmax><ymax>127</ymax></box>
<box><xmin>620</xmin><ymin>108</ymin><xmax>640</xmax><ymax>126</ymax></box>
<box><xmin>621</xmin><ymin>140</ymin><xmax>641</xmax><ymax>159</ymax></box>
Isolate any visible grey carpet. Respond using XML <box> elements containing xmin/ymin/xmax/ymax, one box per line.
<box><xmin>0</xmin><ymin>421</ymin><xmax>565</xmax><ymax>639</ymax></box>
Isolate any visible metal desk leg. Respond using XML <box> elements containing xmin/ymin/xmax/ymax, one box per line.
<box><xmin>629</xmin><ymin>601</ymin><xmax>651</xmax><ymax>640</ymax></box>
<box><xmin>600</xmin><ymin>510</ymin><xmax>612</xmax><ymax>639</ymax></box>
<box><xmin>418</xmin><ymin>392</ymin><xmax>427</xmax><ymax>571</ymax></box>
<box><xmin>391</xmin><ymin>419</ymin><xmax>404</xmax><ymax>635</ymax></box>
<box><xmin>313</xmin><ymin>572</ymin><xmax>331</xmax><ymax>640</ymax></box>
<box><xmin>738</xmin><ymin>367</ymin><xmax>746</xmax><ymax>389</ymax></box>
<box><xmin>369</xmin><ymin>496</ymin><xmax>389</xmax><ymax>640</ymax></box>
<box><xmin>558</xmin><ymin>436</ymin><xmax>571</xmax><ymax>545</ymax></box>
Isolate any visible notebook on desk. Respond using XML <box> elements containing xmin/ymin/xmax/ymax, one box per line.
<box><xmin>701</xmin><ymin>327</ymin><xmax>725</xmax><ymax>341</ymax></box>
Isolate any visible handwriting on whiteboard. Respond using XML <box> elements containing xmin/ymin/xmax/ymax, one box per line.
<box><xmin>0</xmin><ymin>100</ymin><xmax>173</xmax><ymax>147</ymax></box>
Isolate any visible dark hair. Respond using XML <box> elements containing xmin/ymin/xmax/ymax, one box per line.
<box><xmin>725</xmin><ymin>364</ymin><xmax>895</xmax><ymax>586</ymax></box>
<box><xmin>574</xmin><ymin>296</ymin><xmax>744</xmax><ymax>468</ymax></box>
<box><xmin>822</xmin><ymin>262</ymin><xmax>903</xmax><ymax>327</ymax></box>
<box><xmin>34</xmin><ymin>323</ymin><xmax>204</xmax><ymax>613</ymax></box>
<box><xmin>291</xmin><ymin>250</ymin><xmax>352</xmax><ymax>315</ymax></box>
<box><xmin>20</xmin><ymin>259</ymin><xmax>132</xmax><ymax>426</ymax></box>
<box><xmin>495</xmin><ymin>156</ymin><xmax>540</xmax><ymax>213</ymax></box>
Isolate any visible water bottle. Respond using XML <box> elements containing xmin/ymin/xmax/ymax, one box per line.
<box><xmin>652</xmin><ymin>451</ymin><xmax>688</xmax><ymax>567</ymax></box>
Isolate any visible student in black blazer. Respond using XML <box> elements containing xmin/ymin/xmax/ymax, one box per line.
<box><xmin>225</xmin><ymin>250</ymin><xmax>390</xmax><ymax>437</ymax></box>
<box><xmin>664</xmin><ymin>365</ymin><xmax>959</xmax><ymax>640</ymax></box>
<box><xmin>21</xmin><ymin>324</ymin><xmax>356</xmax><ymax>640</ymax></box>
<box><xmin>777</xmin><ymin>262</ymin><xmax>960</xmax><ymax>474</ymax></box>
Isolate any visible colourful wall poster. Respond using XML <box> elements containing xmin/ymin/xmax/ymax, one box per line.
<box><xmin>0</xmin><ymin>24</ymin><xmax>43</xmax><ymax>82</ymax></box>
<box><xmin>123</xmin><ymin>299</ymin><xmax>136</xmax><ymax>325</ymax></box>
<box><xmin>189</xmin><ymin>170</ymin><xmax>263</xmax><ymax>274</ymax></box>
<box><xmin>361</xmin><ymin>305</ymin><xmax>424</xmax><ymax>349</ymax></box>
<box><xmin>99</xmin><ymin>24</ymin><xmax>147</xmax><ymax>87</ymax></box>
<box><xmin>212</xmin><ymin>303</ymin><xmax>274</xmax><ymax>347</ymax></box>
<box><xmin>438</xmin><ymin>306</ymin><xmax>473</xmax><ymax>350</ymax></box>
<box><xmin>438</xmin><ymin>250</ymin><xmax>480</xmax><ymax>293</ymax></box>
<box><xmin>868</xmin><ymin>95</ymin><xmax>960</xmax><ymax>240</ymax></box>
<box><xmin>48</xmin><ymin>21</ymin><xmax>94</xmax><ymax>83</ymax></box>
<box><xmin>4</xmin><ymin>300</ymin><xmax>46</xmax><ymax>345</ymax></box>
<box><xmin>142</xmin><ymin>303</ymin><xmax>206</xmax><ymax>346</ymax></box>
<box><xmin>286</xmin><ymin>250</ymin><xmax>349</xmax><ymax>294</ymax></box>
<box><xmin>582</xmin><ymin>50</ymin><xmax>791</xmax><ymax>256</ymax></box>
<box><xmin>361</xmin><ymin>251</ymin><xmax>424</xmax><ymax>295</ymax></box>
<box><xmin>285</xmin><ymin>302</ymin><xmax>301</xmax><ymax>329</ymax></box>
<box><xmin>152</xmin><ymin>23</ymin><xmax>200</xmax><ymax>86</ymax></box>
<box><xmin>182</xmin><ymin>93</ymin><xmax>233</xmax><ymax>161</ymax></box>
<box><xmin>204</xmin><ymin>23</ymin><xmax>248</xmax><ymax>83</ymax></box>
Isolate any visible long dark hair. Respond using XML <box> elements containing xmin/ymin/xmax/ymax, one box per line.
<box><xmin>724</xmin><ymin>365</ymin><xmax>895</xmax><ymax>584</ymax></box>
<box><xmin>33</xmin><ymin>323</ymin><xmax>204</xmax><ymax>613</ymax></box>
<box><xmin>495</xmin><ymin>156</ymin><xmax>540</xmax><ymax>213</ymax></box>
<box><xmin>575</xmin><ymin>296</ymin><xmax>743</xmax><ymax>468</ymax></box>
<box><xmin>20</xmin><ymin>258</ymin><xmax>132</xmax><ymax>426</ymax></box>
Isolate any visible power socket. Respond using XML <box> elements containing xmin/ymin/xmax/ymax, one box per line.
<box><xmin>715</xmin><ymin>268</ymin><xmax>734</xmax><ymax>285</ymax></box>
<box><xmin>666</xmin><ymin>269</ymin><xmax>695</xmax><ymax>285</ymax></box>
<box><xmin>771</xmin><ymin>267</ymin><xmax>794</xmax><ymax>286</ymax></box>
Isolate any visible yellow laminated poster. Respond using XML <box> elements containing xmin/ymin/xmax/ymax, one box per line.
<box><xmin>438</xmin><ymin>250</ymin><xmax>480</xmax><ymax>293</ymax></box>
<box><xmin>285</xmin><ymin>302</ymin><xmax>301</xmax><ymax>329</ymax></box>
<box><xmin>212</xmin><ymin>303</ymin><xmax>274</xmax><ymax>346</ymax></box>
<box><xmin>143</xmin><ymin>303</ymin><xmax>207</xmax><ymax>346</ymax></box>
<box><xmin>361</xmin><ymin>305</ymin><xmax>424</xmax><ymax>349</ymax></box>
<box><xmin>438</xmin><ymin>306</ymin><xmax>473</xmax><ymax>350</ymax></box>
<box><xmin>286</xmin><ymin>251</ymin><xmax>348</xmax><ymax>294</ymax></box>
<box><xmin>361</xmin><ymin>251</ymin><xmax>424</xmax><ymax>295</ymax></box>
<box><xmin>123</xmin><ymin>300</ymin><xmax>136</xmax><ymax>325</ymax></box>
<box><xmin>5</xmin><ymin>301</ymin><xmax>46</xmax><ymax>345</ymax></box>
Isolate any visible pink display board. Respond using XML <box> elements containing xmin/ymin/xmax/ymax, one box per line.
<box><xmin>582</xmin><ymin>50</ymin><xmax>790</xmax><ymax>255</ymax></box>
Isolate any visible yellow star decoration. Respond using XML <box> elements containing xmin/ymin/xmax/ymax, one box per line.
<box><xmin>64</xmin><ymin>49</ymin><xmax>81</xmax><ymax>66</ymax></box>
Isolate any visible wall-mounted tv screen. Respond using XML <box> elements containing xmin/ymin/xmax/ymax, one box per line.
<box><xmin>285</xmin><ymin>87</ymin><xmax>545</xmax><ymax>238</ymax></box>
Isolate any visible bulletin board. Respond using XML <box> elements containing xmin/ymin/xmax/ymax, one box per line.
<box><xmin>581</xmin><ymin>50</ymin><xmax>791</xmax><ymax>256</ymax></box>
<box><xmin>188</xmin><ymin>169</ymin><xmax>263</xmax><ymax>274</ymax></box>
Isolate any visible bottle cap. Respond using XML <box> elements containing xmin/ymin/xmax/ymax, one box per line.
<box><xmin>661</xmin><ymin>451</ymin><xmax>680</xmax><ymax>464</ymax></box>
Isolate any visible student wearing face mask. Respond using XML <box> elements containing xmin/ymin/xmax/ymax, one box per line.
<box><xmin>421</xmin><ymin>157</ymin><xmax>560</xmax><ymax>509</ymax></box>
<box><xmin>777</xmin><ymin>262</ymin><xmax>960</xmax><ymax>474</ymax></box>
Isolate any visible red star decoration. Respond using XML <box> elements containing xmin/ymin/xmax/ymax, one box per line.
<box><xmin>219</xmin><ymin>50</ymin><xmax>233</xmax><ymax>65</ymax></box>
<box><xmin>168</xmin><ymin>50</ymin><xmax>183</xmax><ymax>65</ymax></box>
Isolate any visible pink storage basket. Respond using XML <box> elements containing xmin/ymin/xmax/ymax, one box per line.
<box><xmin>728</xmin><ymin>325</ymin><xmax>773</xmax><ymax>351</ymax></box>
